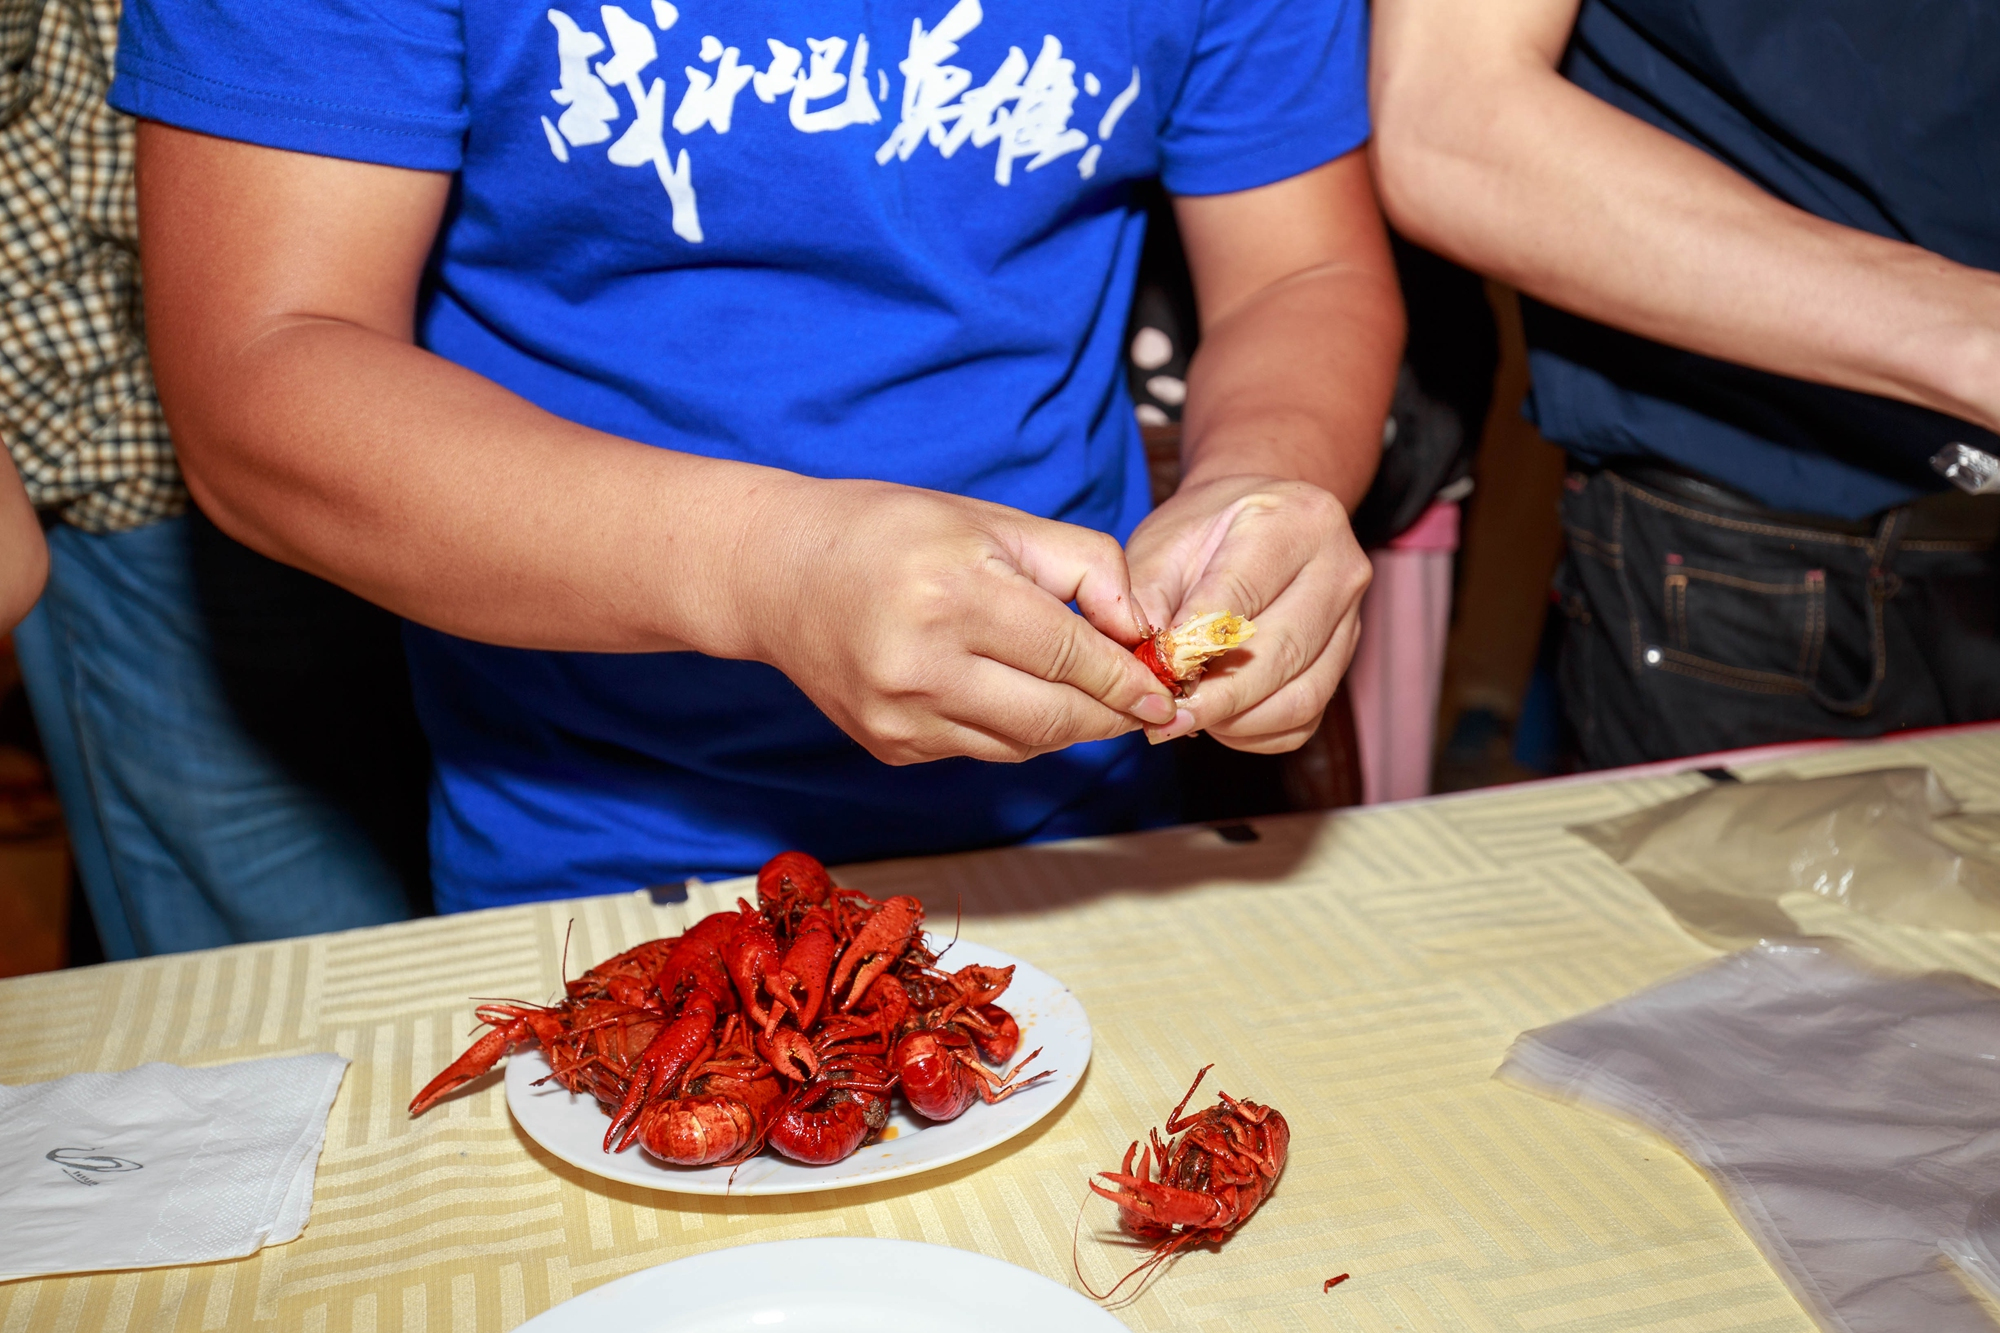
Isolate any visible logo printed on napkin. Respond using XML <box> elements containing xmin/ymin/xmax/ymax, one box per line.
<box><xmin>47</xmin><ymin>1147</ymin><xmax>146</xmax><ymax>1185</ymax></box>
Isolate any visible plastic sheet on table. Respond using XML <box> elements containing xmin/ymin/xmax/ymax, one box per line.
<box><xmin>1569</xmin><ymin>767</ymin><xmax>2000</xmax><ymax>946</ymax></box>
<box><xmin>1498</xmin><ymin>942</ymin><xmax>2000</xmax><ymax>1333</ymax></box>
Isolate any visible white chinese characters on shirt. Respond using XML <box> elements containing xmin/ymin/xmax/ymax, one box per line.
<box><xmin>540</xmin><ymin>0</ymin><xmax>1141</xmax><ymax>242</ymax></box>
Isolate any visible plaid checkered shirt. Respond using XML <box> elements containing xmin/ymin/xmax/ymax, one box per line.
<box><xmin>1</xmin><ymin>0</ymin><xmax>182</xmax><ymax>533</ymax></box>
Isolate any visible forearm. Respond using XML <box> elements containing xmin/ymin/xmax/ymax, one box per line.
<box><xmin>1173</xmin><ymin>151</ymin><xmax>1405</xmax><ymax>511</ymax></box>
<box><xmin>1179</xmin><ymin>263</ymin><xmax>1402</xmax><ymax>509</ymax></box>
<box><xmin>1128</xmin><ymin>154</ymin><xmax>1393</xmax><ymax>750</ymax></box>
<box><xmin>1371</xmin><ymin>0</ymin><xmax>2000</xmax><ymax>435</ymax></box>
<box><xmin>138</xmin><ymin>122</ymin><xmax>808</xmax><ymax>656</ymax></box>
<box><xmin>0</xmin><ymin>449</ymin><xmax>47</xmax><ymax>629</ymax></box>
<box><xmin>169</xmin><ymin>320</ymin><xmax>798</xmax><ymax>654</ymax></box>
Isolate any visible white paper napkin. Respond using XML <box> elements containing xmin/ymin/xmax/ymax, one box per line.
<box><xmin>0</xmin><ymin>1052</ymin><xmax>348</xmax><ymax>1282</ymax></box>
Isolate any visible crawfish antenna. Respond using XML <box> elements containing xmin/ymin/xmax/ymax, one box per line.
<box><xmin>1072</xmin><ymin>1179</ymin><xmax>1193</xmax><ymax>1305</ymax></box>
<box><xmin>1073</xmin><ymin>1214</ymin><xmax>1189</xmax><ymax>1303</ymax></box>
<box><xmin>1071</xmin><ymin>1187</ymin><xmax>1102</xmax><ymax>1299</ymax></box>
<box><xmin>560</xmin><ymin>918</ymin><xmax>575</xmax><ymax>988</ymax></box>
<box><xmin>933</xmin><ymin>891</ymin><xmax>964</xmax><ymax>964</ymax></box>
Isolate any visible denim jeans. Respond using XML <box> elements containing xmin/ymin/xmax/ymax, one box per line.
<box><xmin>13</xmin><ymin>511</ymin><xmax>430</xmax><ymax>957</ymax></box>
<box><xmin>1555</xmin><ymin>467</ymin><xmax>2000</xmax><ymax>769</ymax></box>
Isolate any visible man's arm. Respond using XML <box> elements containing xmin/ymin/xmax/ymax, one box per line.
<box><xmin>1370</xmin><ymin>0</ymin><xmax>2000</xmax><ymax>438</ymax></box>
<box><xmin>0</xmin><ymin>448</ymin><xmax>46</xmax><ymax>630</ymax></box>
<box><xmin>137</xmin><ymin>124</ymin><xmax>1177</xmax><ymax>764</ymax></box>
<box><xmin>1126</xmin><ymin>149</ymin><xmax>1403</xmax><ymax>751</ymax></box>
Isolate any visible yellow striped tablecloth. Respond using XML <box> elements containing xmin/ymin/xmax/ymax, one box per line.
<box><xmin>9</xmin><ymin>728</ymin><xmax>2000</xmax><ymax>1333</ymax></box>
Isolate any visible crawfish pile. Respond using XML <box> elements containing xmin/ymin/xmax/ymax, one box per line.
<box><xmin>409</xmin><ymin>852</ymin><xmax>1047</xmax><ymax>1168</ymax></box>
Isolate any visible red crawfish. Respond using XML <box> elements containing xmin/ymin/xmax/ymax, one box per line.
<box><xmin>630</xmin><ymin>1018</ymin><xmax>785</xmax><ymax>1166</ymax></box>
<box><xmin>898</xmin><ymin>962</ymin><xmax>1021</xmax><ymax>1058</ymax></box>
<box><xmin>407</xmin><ymin>996</ymin><xmax>661</xmax><ymax>1115</ymax></box>
<box><xmin>406</xmin><ymin>933</ymin><xmax>686</xmax><ymax>1115</ymax></box>
<box><xmin>762</xmin><ymin>998</ymin><xmax>900</xmax><ymax>1164</ymax></box>
<box><xmin>1078</xmin><ymin>1065</ymin><xmax>1289</xmax><ymax>1299</ymax></box>
<box><xmin>765</xmin><ymin>1049</ymin><xmax>897</xmax><ymax>1164</ymax></box>
<box><xmin>892</xmin><ymin>1027</ymin><xmax>1048</xmax><ymax>1121</ymax></box>
<box><xmin>830</xmin><ymin>893</ymin><xmax>923</xmax><ymax>1011</ymax></box>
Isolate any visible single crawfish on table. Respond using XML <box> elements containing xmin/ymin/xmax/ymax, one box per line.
<box><xmin>1078</xmin><ymin>1065</ymin><xmax>1289</xmax><ymax>1298</ymax></box>
<box><xmin>409</xmin><ymin>850</ymin><xmax>1049</xmax><ymax>1169</ymax></box>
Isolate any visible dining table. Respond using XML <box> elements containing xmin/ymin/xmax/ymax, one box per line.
<box><xmin>8</xmin><ymin>723</ymin><xmax>2000</xmax><ymax>1333</ymax></box>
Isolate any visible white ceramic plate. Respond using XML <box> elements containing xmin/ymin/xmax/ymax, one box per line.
<box><xmin>516</xmin><ymin>1237</ymin><xmax>1127</xmax><ymax>1331</ymax></box>
<box><xmin>505</xmin><ymin>939</ymin><xmax>1090</xmax><ymax>1195</ymax></box>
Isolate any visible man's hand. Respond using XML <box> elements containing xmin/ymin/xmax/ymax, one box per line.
<box><xmin>738</xmin><ymin>480</ymin><xmax>1175</xmax><ymax>764</ymax></box>
<box><xmin>1141</xmin><ymin>149</ymin><xmax>1402</xmax><ymax>751</ymax></box>
<box><xmin>1127</xmin><ymin>473</ymin><xmax>1368</xmax><ymax>751</ymax></box>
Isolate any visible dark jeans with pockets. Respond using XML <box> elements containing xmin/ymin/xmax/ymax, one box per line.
<box><xmin>1556</xmin><ymin>466</ymin><xmax>2000</xmax><ymax>769</ymax></box>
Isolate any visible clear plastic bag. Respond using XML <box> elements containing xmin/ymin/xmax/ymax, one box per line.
<box><xmin>1570</xmin><ymin>768</ymin><xmax>2000</xmax><ymax>946</ymax></box>
<box><xmin>1497</xmin><ymin>942</ymin><xmax>2000</xmax><ymax>1333</ymax></box>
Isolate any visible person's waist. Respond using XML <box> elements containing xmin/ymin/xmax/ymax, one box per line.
<box><xmin>1609</xmin><ymin>461</ymin><xmax>2000</xmax><ymax>544</ymax></box>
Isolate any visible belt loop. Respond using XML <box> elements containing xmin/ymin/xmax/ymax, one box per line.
<box><xmin>1813</xmin><ymin>508</ymin><xmax>1908</xmax><ymax>717</ymax></box>
<box><xmin>1869</xmin><ymin>507</ymin><xmax>1909</xmax><ymax>572</ymax></box>
<box><xmin>1610</xmin><ymin>476</ymin><xmax>1644</xmax><ymax>671</ymax></box>
<box><xmin>1870</xmin><ymin>507</ymin><xmax>1909</xmax><ymax>622</ymax></box>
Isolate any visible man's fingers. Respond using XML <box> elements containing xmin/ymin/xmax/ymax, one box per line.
<box><xmin>947</xmin><ymin>655</ymin><xmax>1145</xmax><ymax>754</ymax></box>
<box><xmin>1177</xmin><ymin>580</ymin><xmax>1348</xmax><ymax>732</ymax></box>
<box><xmin>1172</xmin><ymin>488</ymin><xmax>1351</xmax><ymax>628</ymax></box>
<box><xmin>1126</xmin><ymin>509</ymin><xmax>1222</xmax><ymax>633</ymax></box>
<box><xmin>1202</xmin><ymin>634</ymin><xmax>1357</xmax><ymax>751</ymax></box>
<box><xmin>854</xmin><ymin>717</ymin><xmax>1057</xmax><ymax>767</ymax></box>
<box><xmin>1007</xmin><ymin>513</ymin><xmax>1157</xmax><ymax>646</ymax></box>
<box><xmin>829</xmin><ymin>658</ymin><xmax>1138</xmax><ymax>767</ymax></box>
<box><xmin>1146</xmin><ymin>560</ymin><xmax>1361</xmax><ymax>751</ymax></box>
<box><xmin>966</xmin><ymin>576</ymin><xmax>1177</xmax><ymax>726</ymax></box>
<box><xmin>1162</xmin><ymin>495</ymin><xmax>1367</xmax><ymax>739</ymax></box>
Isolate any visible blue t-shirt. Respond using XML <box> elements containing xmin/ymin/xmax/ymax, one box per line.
<box><xmin>111</xmin><ymin>0</ymin><xmax>1369</xmax><ymax>910</ymax></box>
<box><xmin>1529</xmin><ymin>0</ymin><xmax>2000</xmax><ymax>519</ymax></box>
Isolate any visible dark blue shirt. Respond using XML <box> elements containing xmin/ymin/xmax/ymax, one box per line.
<box><xmin>1527</xmin><ymin>0</ymin><xmax>2000</xmax><ymax>519</ymax></box>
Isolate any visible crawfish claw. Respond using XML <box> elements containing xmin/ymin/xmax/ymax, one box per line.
<box><xmin>1089</xmin><ymin>1174</ymin><xmax>1231</xmax><ymax>1234</ymax></box>
<box><xmin>408</xmin><ymin>1015</ymin><xmax>530</xmax><ymax>1116</ymax></box>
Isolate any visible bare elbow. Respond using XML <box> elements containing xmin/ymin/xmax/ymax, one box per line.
<box><xmin>1367</xmin><ymin>134</ymin><xmax>1424</xmax><ymax>244</ymax></box>
<box><xmin>145</xmin><ymin>345</ymin><xmax>276</xmax><ymax>557</ymax></box>
<box><xmin>161</xmin><ymin>398</ymin><xmax>229</xmax><ymax>510</ymax></box>
<box><xmin>1368</xmin><ymin>81</ymin><xmax>1465</xmax><ymax>254</ymax></box>
<box><xmin>170</xmin><ymin>427</ymin><xmax>271</xmax><ymax>560</ymax></box>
